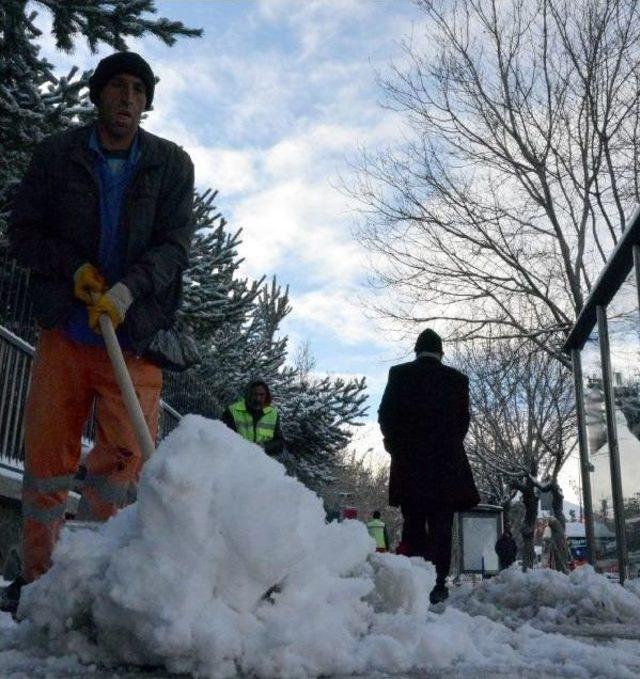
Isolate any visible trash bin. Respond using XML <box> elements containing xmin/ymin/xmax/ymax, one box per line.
<box><xmin>457</xmin><ymin>504</ymin><xmax>503</xmax><ymax>577</ymax></box>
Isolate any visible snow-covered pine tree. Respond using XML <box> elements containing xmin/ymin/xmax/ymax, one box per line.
<box><xmin>0</xmin><ymin>0</ymin><xmax>200</xmax><ymax>239</ymax></box>
<box><xmin>281</xmin><ymin>374</ymin><xmax>368</xmax><ymax>491</ymax></box>
<box><xmin>171</xmin><ymin>189</ymin><xmax>287</xmax><ymax>412</ymax></box>
<box><xmin>176</xmin><ymin>191</ymin><xmax>368</xmax><ymax>489</ymax></box>
<box><xmin>183</xmin><ymin>190</ymin><xmax>264</xmax><ymax>342</ymax></box>
<box><xmin>197</xmin><ymin>277</ymin><xmax>293</xmax><ymax>410</ymax></box>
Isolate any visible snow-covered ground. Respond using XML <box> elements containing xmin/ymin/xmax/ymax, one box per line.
<box><xmin>2</xmin><ymin>416</ymin><xmax>640</xmax><ymax>678</ymax></box>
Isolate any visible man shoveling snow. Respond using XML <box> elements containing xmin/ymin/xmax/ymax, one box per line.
<box><xmin>1</xmin><ymin>50</ymin><xmax>197</xmax><ymax>614</ymax></box>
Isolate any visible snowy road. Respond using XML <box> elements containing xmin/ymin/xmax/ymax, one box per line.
<box><xmin>4</xmin><ymin>602</ymin><xmax>640</xmax><ymax>678</ymax></box>
<box><xmin>0</xmin><ymin>638</ymin><xmax>619</xmax><ymax>679</ymax></box>
<box><xmin>0</xmin><ymin>645</ymin><xmax>632</xmax><ymax>679</ymax></box>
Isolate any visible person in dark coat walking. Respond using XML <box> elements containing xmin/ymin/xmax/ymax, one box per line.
<box><xmin>378</xmin><ymin>328</ymin><xmax>480</xmax><ymax>605</ymax></box>
<box><xmin>495</xmin><ymin>528</ymin><xmax>518</xmax><ymax>570</ymax></box>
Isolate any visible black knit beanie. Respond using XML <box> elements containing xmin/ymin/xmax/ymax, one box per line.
<box><xmin>89</xmin><ymin>52</ymin><xmax>155</xmax><ymax>110</ymax></box>
<box><xmin>415</xmin><ymin>328</ymin><xmax>443</xmax><ymax>354</ymax></box>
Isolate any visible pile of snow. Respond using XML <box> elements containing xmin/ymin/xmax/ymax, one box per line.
<box><xmin>5</xmin><ymin>417</ymin><xmax>441</xmax><ymax>677</ymax></box>
<box><xmin>450</xmin><ymin>566</ymin><xmax>640</xmax><ymax>630</ymax></box>
<box><xmin>3</xmin><ymin>415</ymin><xmax>640</xmax><ymax>678</ymax></box>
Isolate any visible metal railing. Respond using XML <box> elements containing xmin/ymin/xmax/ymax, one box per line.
<box><xmin>0</xmin><ymin>324</ymin><xmax>183</xmax><ymax>462</ymax></box>
<box><xmin>0</xmin><ymin>248</ymin><xmax>37</xmax><ymax>346</ymax></box>
<box><xmin>0</xmin><ymin>327</ymin><xmax>30</xmax><ymax>463</ymax></box>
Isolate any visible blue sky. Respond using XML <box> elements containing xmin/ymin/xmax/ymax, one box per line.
<box><xmin>34</xmin><ymin>0</ymin><xmax>428</xmax><ymax>460</ymax></box>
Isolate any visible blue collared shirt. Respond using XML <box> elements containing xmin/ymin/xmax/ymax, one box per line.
<box><xmin>66</xmin><ymin>128</ymin><xmax>140</xmax><ymax>347</ymax></box>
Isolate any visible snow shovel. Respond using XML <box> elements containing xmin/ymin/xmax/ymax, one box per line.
<box><xmin>66</xmin><ymin>298</ymin><xmax>156</xmax><ymax>530</ymax></box>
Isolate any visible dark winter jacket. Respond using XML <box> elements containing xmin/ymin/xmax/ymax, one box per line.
<box><xmin>8</xmin><ymin>124</ymin><xmax>198</xmax><ymax>369</ymax></box>
<box><xmin>378</xmin><ymin>356</ymin><xmax>480</xmax><ymax>511</ymax></box>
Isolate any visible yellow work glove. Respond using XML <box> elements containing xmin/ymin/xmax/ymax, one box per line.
<box><xmin>74</xmin><ymin>263</ymin><xmax>106</xmax><ymax>304</ymax></box>
<box><xmin>88</xmin><ymin>283</ymin><xmax>133</xmax><ymax>332</ymax></box>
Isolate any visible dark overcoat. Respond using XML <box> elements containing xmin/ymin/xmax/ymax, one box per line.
<box><xmin>378</xmin><ymin>356</ymin><xmax>480</xmax><ymax>512</ymax></box>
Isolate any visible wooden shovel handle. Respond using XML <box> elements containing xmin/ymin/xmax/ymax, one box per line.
<box><xmin>92</xmin><ymin>293</ymin><xmax>156</xmax><ymax>462</ymax></box>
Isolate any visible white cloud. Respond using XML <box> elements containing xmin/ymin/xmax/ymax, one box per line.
<box><xmin>257</xmin><ymin>0</ymin><xmax>367</xmax><ymax>26</ymax></box>
<box><xmin>290</xmin><ymin>287</ymin><xmax>386</xmax><ymax>346</ymax></box>
<box><xmin>229</xmin><ymin>174</ymin><xmax>366</xmax><ymax>281</ymax></box>
<box><xmin>231</xmin><ymin>179</ymin><xmax>312</xmax><ymax>270</ymax></box>
<box><xmin>263</xmin><ymin>120</ymin><xmax>395</xmax><ymax>178</ymax></box>
<box><xmin>347</xmin><ymin>420</ymin><xmax>389</xmax><ymax>469</ymax></box>
<box><xmin>256</xmin><ymin>0</ymin><xmax>398</xmax><ymax>64</ymax></box>
<box><xmin>190</xmin><ymin>146</ymin><xmax>258</xmax><ymax>195</ymax></box>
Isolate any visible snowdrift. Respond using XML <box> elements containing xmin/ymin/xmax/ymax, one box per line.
<box><xmin>15</xmin><ymin>417</ymin><xmax>437</xmax><ymax>677</ymax></box>
<box><xmin>450</xmin><ymin>564</ymin><xmax>640</xmax><ymax>632</ymax></box>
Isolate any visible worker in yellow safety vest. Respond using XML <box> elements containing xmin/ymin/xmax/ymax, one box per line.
<box><xmin>366</xmin><ymin>510</ymin><xmax>390</xmax><ymax>552</ymax></box>
<box><xmin>222</xmin><ymin>379</ymin><xmax>285</xmax><ymax>456</ymax></box>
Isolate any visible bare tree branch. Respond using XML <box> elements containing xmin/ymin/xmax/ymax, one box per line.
<box><xmin>350</xmin><ymin>0</ymin><xmax>640</xmax><ymax>357</ymax></box>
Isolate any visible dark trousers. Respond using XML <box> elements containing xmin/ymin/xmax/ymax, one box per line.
<box><xmin>400</xmin><ymin>502</ymin><xmax>454</xmax><ymax>585</ymax></box>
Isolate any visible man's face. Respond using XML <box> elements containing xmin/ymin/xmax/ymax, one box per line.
<box><xmin>97</xmin><ymin>73</ymin><xmax>146</xmax><ymax>142</ymax></box>
<box><xmin>248</xmin><ymin>385</ymin><xmax>267</xmax><ymax>411</ymax></box>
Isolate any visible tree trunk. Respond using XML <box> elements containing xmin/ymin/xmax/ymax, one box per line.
<box><xmin>551</xmin><ymin>481</ymin><xmax>566</xmax><ymax>529</ymax></box>
<box><xmin>547</xmin><ymin>481</ymin><xmax>570</xmax><ymax>572</ymax></box>
<box><xmin>520</xmin><ymin>480</ymin><xmax>538</xmax><ymax>571</ymax></box>
<box><xmin>501</xmin><ymin>499</ymin><xmax>513</xmax><ymax>531</ymax></box>
<box><xmin>548</xmin><ymin>517</ymin><xmax>571</xmax><ymax>574</ymax></box>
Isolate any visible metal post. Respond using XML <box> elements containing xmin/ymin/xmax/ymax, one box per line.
<box><xmin>571</xmin><ymin>349</ymin><xmax>596</xmax><ymax>566</ymax></box>
<box><xmin>633</xmin><ymin>245</ymin><xmax>640</xmax><ymax>314</ymax></box>
<box><xmin>596</xmin><ymin>305</ymin><xmax>629</xmax><ymax>583</ymax></box>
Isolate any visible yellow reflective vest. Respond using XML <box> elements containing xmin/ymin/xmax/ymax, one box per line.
<box><xmin>229</xmin><ymin>400</ymin><xmax>278</xmax><ymax>444</ymax></box>
<box><xmin>366</xmin><ymin>519</ymin><xmax>387</xmax><ymax>550</ymax></box>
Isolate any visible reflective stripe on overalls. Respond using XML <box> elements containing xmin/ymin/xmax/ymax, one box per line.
<box><xmin>22</xmin><ymin>472</ymin><xmax>74</xmax><ymax>524</ymax></box>
<box><xmin>367</xmin><ymin>519</ymin><xmax>387</xmax><ymax>550</ymax></box>
<box><xmin>229</xmin><ymin>400</ymin><xmax>278</xmax><ymax>444</ymax></box>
